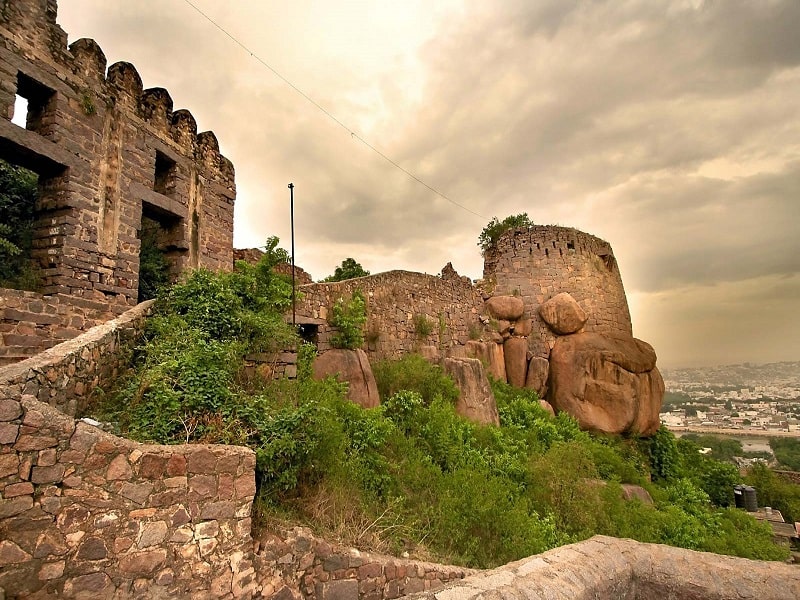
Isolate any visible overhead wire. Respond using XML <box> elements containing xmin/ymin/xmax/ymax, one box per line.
<box><xmin>180</xmin><ymin>0</ymin><xmax>487</xmax><ymax>220</ymax></box>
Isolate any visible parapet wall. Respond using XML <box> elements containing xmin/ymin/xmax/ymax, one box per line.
<box><xmin>255</xmin><ymin>527</ymin><xmax>473</xmax><ymax>600</ymax></box>
<box><xmin>483</xmin><ymin>226</ymin><xmax>633</xmax><ymax>358</ymax></box>
<box><xmin>0</xmin><ymin>0</ymin><xmax>235</xmax><ymax>305</ymax></box>
<box><xmin>296</xmin><ymin>267</ymin><xmax>483</xmax><ymax>361</ymax></box>
<box><xmin>408</xmin><ymin>535</ymin><xmax>800</xmax><ymax>600</ymax></box>
<box><xmin>0</xmin><ymin>302</ymin><xmax>257</xmax><ymax>599</ymax></box>
<box><xmin>0</xmin><ymin>287</ymin><xmax>131</xmax><ymax>366</ymax></box>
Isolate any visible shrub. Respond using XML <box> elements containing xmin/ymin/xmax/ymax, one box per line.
<box><xmin>477</xmin><ymin>213</ymin><xmax>533</xmax><ymax>253</ymax></box>
<box><xmin>413</xmin><ymin>313</ymin><xmax>433</xmax><ymax>338</ymax></box>
<box><xmin>646</xmin><ymin>425</ymin><xmax>682</xmax><ymax>481</ymax></box>
<box><xmin>329</xmin><ymin>290</ymin><xmax>367</xmax><ymax>349</ymax></box>
<box><xmin>373</xmin><ymin>354</ymin><xmax>459</xmax><ymax>405</ymax></box>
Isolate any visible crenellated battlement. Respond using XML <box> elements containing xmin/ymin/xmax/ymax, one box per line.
<box><xmin>0</xmin><ymin>0</ymin><xmax>236</xmax><ymax>361</ymax></box>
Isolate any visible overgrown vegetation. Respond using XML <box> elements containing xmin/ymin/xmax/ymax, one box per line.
<box><xmin>0</xmin><ymin>158</ymin><xmax>39</xmax><ymax>290</ymax></box>
<box><xmin>478</xmin><ymin>213</ymin><xmax>533</xmax><ymax>254</ymax></box>
<box><xmin>89</xmin><ymin>259</ymin><xmax>794</xmax><ymax>568</ymax></box>
<box><xmin>770</xmin><ymin>437</ymin><xmax>800</xmax><ymax>471</ymax></box>
<box><xmin>137</xmin><ymin>217</ymin><xmax>171</xmax><ymax>302</ymax></box>
<box><xmin>329</xmin><ymin>290</ymin><xmax>367</xmax><ymax>349</ymax></box>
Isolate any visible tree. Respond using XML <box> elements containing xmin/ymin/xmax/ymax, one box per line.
<box><xmin>323</xmin><ymin>258</ymin><xmax>370</xmax><ymax>282</ymax></box>
<box><xmin>477</xmin><ymin>213</ymin><xmax>533</xmax><ymax>254</ymax></box>
<box><xmin>0</xmin><ymin>159</ymin><xmax>38</xmax><ymax>286</ymax></box>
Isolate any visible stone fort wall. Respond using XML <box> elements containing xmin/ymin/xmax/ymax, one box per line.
<box><xmin>0</xmin><ymin>302</ymin><xmax>258</xmax><ymax>599</ymax></box>
<box><xmin>0</xmin><ymin>0</ymin><xmax>235</xmax><ymax>362</ymax></box>
<box><xmin>483</xmin><ymin>225</ymin><xmax>632</xmax><ymax>358</ymax></box>
<box><xmin>296</xmin><ymin>266</ymin><xmax>484</xmax><ymax>361</ymax></box>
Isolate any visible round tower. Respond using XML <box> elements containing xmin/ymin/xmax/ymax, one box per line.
<box><xmin>482</xmin><ymin>225</ymin><xmax>632</xmax><ymax>358</ymax></box>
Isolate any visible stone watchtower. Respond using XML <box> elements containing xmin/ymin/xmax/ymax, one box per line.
<box><xmin>0</xmin><ymin>0</ymin><xmax>235</xmax><ymax>300</ymax></box>
<box><xmin>482</xmin><ymin>225</ymin><xmax>632</xmax><ymax>359</ymax></box>
<box><xmin>0</xmin><ymin>0</ymin><xmax>235</xmax><ymax>362</ymax></box>
<box><xmin>479</xmin><ymin>225</ymin><xmax>663</xmax><ymax>436</ymax></box>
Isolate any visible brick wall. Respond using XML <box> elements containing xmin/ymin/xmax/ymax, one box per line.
<box><xmin>0</xmin><ymin>287</ymin><xmax>130</xmax><ymax>366</ymax></box>
<box><xmin>254</xmin><ymin>527</ymin><xmax>474</xmax><ymax>600</ymax></box>
<box><xmin>0</xmin><ymin>0</ymin><xmax>235</xmax><ymax>353</ymax></box>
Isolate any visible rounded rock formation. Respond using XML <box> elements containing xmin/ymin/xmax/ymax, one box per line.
<box><xmin>484</xmin><ymin>296</ymin><xmax>525</xmax><ymax>321</ymax></box>
<box><xmin>539</xmin><ymin>292</ymin><xmax>587</xmax><ymax>335</ymax></box>
<box><xmin>547</xmin><ymin>333</ymin><xmax>664</xmax><ymax>436</ymax></box>
<box><xmin>312</xmin><ymin>349</ymin><xmax>380</xmax><ymax>408</ymax></box>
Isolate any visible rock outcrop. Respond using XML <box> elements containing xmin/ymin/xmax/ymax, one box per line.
<box><xmin>465</xmin><ymin>341</ymin><xmax>506</xmax><ymax>382</ymax></box>
<box><xmin>484</xmin><ymin>296</ymin><xmax>525</xmax><ymax>321</ymax></box>
<box><xmin>548</xmin><ymin>333</ymin><xmax>664</xmax><ymax>435</ymax></box>
<box><xmin>444</xmin><ymin>357</ymin><xmax>500</xmax><ymax>426</ymax></box>
<box><xmin>539</xmin><ymin>292</ymin><xmax>587</xmax><ymax>335</ymax></box>
<box><xmin>503</xmin><ymin>337</ymin><xmax>529</xmax><ymax>388</ymax></box>
<box><xmin>312</xmin><ymin>349</ymin><xmax>380</xmax><ymax>408</ymax></box>
<box><xmin>525</xmin><ymin>356</ymin><xmax>549</xmax><ymax>397</ymax></box>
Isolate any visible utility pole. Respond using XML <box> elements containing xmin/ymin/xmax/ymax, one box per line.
<box><xmin>288</xmin><ymin>183</ymin><xmax>296</xmax><ymax>327</ymax></box>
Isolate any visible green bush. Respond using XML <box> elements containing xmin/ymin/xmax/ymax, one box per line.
<box><xmin>373</xmin><ymin>354</ymin><xmax>459</xmax><ymax>405</ymax></box>
<box><xmin>478</xmin><ymin>213</ymin><xmax>533</xmax><ymax>253</ymax></box>
<box><xmin>329</xmin><ymin>290</ymin><xmax>367</xmax><ymax>349</ymax></box>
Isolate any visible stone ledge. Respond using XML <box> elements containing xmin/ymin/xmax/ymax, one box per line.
<box><xmin>404</xmin><ymin>536</ymin><xmax>799</xmax><ymax>600</ymax></box>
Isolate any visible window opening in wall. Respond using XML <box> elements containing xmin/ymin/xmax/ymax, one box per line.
<box><xmin>297</xmin><ymin>323</ymin><xmax>319</xmax><ymax>345</ymax></box>
<box><xmin>11</xmin><ymin>95</ymin><xmax>28</xmax><ymax>127</ymax></box>
<box><xmin>154</xmin><ymin>151</ymin><xmax>177</xmax><ymax>197</ymax></box>
<box><xmin>0</xmin><ymin>158</ymin><xmax>40</xmax><ymax>291</ymax></box>
<box><xmin>567</xmin><ymin>241</ymin><xmax>575</xmax><ymax>250</ymax></box>
<box><xmin>15</xmin><ymin>72</ymin><xmax>56</xmax><ymax>136</ymax></box>
<box><xmin>598</xmin><ymin>253</ymin><xmax>616</xmax><ymax>272</ymax></box>
<box><xmin>138</xmin><ymin>206</ymin><xmax>183</xmax><ymax>302</ymax></box>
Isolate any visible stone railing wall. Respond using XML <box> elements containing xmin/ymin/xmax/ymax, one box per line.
<box><xmin>254</xmin><ymin>527</ymin><xmax>474</xmax><ymax>600</ymax></box>
<box><xmin>407</xmin><ymin>535</ymin><xmax>800</xmax><ymax>600</ymax></box>
<box><xmin>0</xmin><ymin>302</ymin><xmax>258</xmax><ymax>599</ymax></box>
<box><xmin>0</xmin><ymin>288</ymin><xmax>130</xmax><ymax>366</ymax></box>
<box><xmin>296</xmin><ymin>267</ymin><xmax>484</xmax><ymax>361</ymax></box>
<box><xmin>0</xmin><ymin>299</ymin><xmax>152</xmax><ymax>416</ymax></box>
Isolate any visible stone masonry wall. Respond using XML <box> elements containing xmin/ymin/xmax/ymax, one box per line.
<box><xmin>0</xmin><ymin>298</ymin><xmax>151</xmax><ymax>416</ymax></box>
<box><xmin>0</xmin><ymin>0</ymin><xmax>236</xmax><ymax>360</ymax></box>
<box><xmin>407</xmin><ymin>535</ymin><xmax>800</xmax><ymax>600</ymax></box>
<box><xmin>0</xmin><ymin>302</ymin><xmax>258</xmax><ymax>599</ymax></box>
<box><xmin>0</xmin><ymin>287</ymin><xmax>130</xmax><ymax>366</ymax></box>
<box><xmin>482</xmin><ymin>226</ymin><xmax>632</xmax><ymax>359</ymax></box>
<box><xmin>254</xmin><ymin>527</ymin><xmax>474</xmax><ymax>600</ymax></box>
<box><xmin>295</xmin><ymin>267</ymin><xmax>483</xmax><ymax>362</ymax></box>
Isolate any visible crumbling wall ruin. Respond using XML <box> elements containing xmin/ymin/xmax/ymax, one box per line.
<box><xmin>0</xmin><ymin>0</ymin><xmax>235</xmax><ymax>362</ymax></box>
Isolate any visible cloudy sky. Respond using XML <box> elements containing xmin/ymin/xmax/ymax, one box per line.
<box><xmin>56</xmin><ymin>0</ymin><xmax>799</xmax><ymax>369</ymax></box>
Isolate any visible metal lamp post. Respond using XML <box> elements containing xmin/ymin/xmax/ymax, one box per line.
<box><xmin>288</xmin><ymin>183</ymin><xmax>295</xmax><ymax>327</ymax></box>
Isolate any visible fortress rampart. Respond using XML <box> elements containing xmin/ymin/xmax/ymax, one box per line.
<box><xmin>483</xmin><ymin>226</ymin><xmax>632</xmax><ymax>358</ymax></box>
<box><xmin>296</xmin><ymin>266</ymin><xmax>483</xmax><ymax>361</ymax></box>
<box><xmin>0</xmin><ymin>0</ymin><xmax>235</xmax><ymax>361</ymax></box>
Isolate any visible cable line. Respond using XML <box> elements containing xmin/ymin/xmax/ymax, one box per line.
<box><xmin>180</xmin><ymin>0</ymin><xmax>487</xmax><ymax>220</ymax></box>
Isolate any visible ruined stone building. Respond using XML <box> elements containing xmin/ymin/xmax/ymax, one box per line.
<box><xmin>0</xmin><ymin>2</ymin><xmax>796</xmax><ymax>599</ymax></box>
<box><xmin>0</xmin><ymin>0</ymin><xmax>235</xmax><ymax>364</ymax></box>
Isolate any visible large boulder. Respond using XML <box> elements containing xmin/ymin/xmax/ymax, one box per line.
<box><xmin>485</xmin><ymin>296</ymin><xmax>525</xmax><ymax>321</ymax></box>
<box><xmin>312</xmin><ymin>348</ymin><xmax>380</xmax><ymax>408</ymax></box>
<box><xmin>539</xmin><ymin>292</ymin><xmax>587</xmax><ymax>335</ymax></box>
<box><xmin>503</xmin><ymin>337</ymin><xmax>528</xmax><ymax>387</ymax></box>
<box><xmin>525</xmin><ymin>356</ymin><xmax>550</xmax><ymax>397</ymax></box>
<box><xmin>443</xmin><ymin>357</ymin><xmax>499</xmax><ymax>426</ymax></box>
<box><xmin>548</xmin><ymin>333</ymin><xmax>664</xmax><ymax>436</ymax></box>
<box><xmin>465</xmin><ymin>340</ymin><xmax>506</xmax><ymax>382</ymax></box>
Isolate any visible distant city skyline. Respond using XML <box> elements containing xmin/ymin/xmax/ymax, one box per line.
<box><xmin>57</xmin><ymin>0</ymin><xmax>800</xmax><ymax>368</ymax></box>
